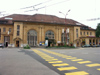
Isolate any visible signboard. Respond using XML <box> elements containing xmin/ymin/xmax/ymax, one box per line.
<box><xmin>45</xmin><ymin>40</ymin><xmax>48</xmax><ymax>46</ymax></box>
<box><xmin>57</xmin><ymin>41</ymin><xmax>61</xmax><ymax>43</ymax></box>
<box><xmin>62</xmin><ymin>29</ymin><xmax>64</xmax><ymax>33</ymax></box>
<box><xmin>67</xmin><ymin>28</ymin><xmax>69</xmax><ymax>33</ymax></box>
<box><xmin>66</xmin><ymin>28</ymin><xmax>69</xmax><ymax>33</ymax></box>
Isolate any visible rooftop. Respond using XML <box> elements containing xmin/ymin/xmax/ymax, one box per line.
<box><xmin>0</xmin><ymin>14</ymin><xmax>95</xmax><ymax>30</ymax></box>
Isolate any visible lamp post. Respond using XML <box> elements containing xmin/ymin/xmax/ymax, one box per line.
<box><xmin>59</xmin><ymin>9</ymin><xmax>70</xmax><ymax>45</ymax></box>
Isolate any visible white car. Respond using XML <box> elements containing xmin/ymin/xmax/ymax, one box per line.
<box><xmin>0</xmin><ymin>43</ymin><xmax>4</xmax><ymax>48</ymax></box>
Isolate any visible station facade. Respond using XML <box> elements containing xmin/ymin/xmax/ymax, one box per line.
<box><xmin>0</xmin><ymin>14</ymin><xmax>100</xmax><ymax>47</ymax></box>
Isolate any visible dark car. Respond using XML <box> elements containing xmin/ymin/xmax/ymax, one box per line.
<box><xmin>92</xmin><ymin>45</ymin><xmax>97</xmax><ymax>47</ymax></box>
<box><xmin>0</xmin><ymin>43</ymin><xmax>4</xmax><ymax>48</ymax></box>
<box><xmin>96</xmin><ymin>45</ymin><xmax>100</xmax><ymax>47</ymax></box>
<box><xmin>82</xmin><ymin>44</ymin><xmax>90</xmax><ymax>47</ymax></box>
<box><xmin>92</xmin><ymin>45</ymin><xmax>100</xmax><ymax>47</ymax></box>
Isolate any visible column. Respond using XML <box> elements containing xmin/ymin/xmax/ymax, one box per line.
<box><xmin>55</xmin><ymin>27</ymin><xmax>59</xmax><ymax>46</ymax></box>
<box><xmin>85</xmin><ymin>38</ymin><xmax>89</xmax><ymax>45</ymax></box>
<box><xmin>98</xmin><ymin>39</ymin><xmax>99</xmax><ymax>45</ymax></box>
<box><xmin>56</xmin><ymin>27</ymin><xmax>58</xmax><ymax>42</ymax></box>
<box><xmin>1</xmin><ymin>35</ymin><xmax>4</xmax><ymax>43</ymax></box>
<box><xmin>23</xmin><ymin>26</ymin><xmax>27</xmax><ymax>44</ymax></box>
<box><xmin>41</xmin><ymin>27</ymin><xmax>45</xmax><ymax>42</ymax></box>
<box><xmin>91</xmin><ymin>39</ymin><xmax>93</xmax><ymax>46</ymax></box>
<box><xmin>39</xmin><ymin>27</ymin><xmax>42</xmax><ymax>43</ymax></box>
<box><xmin>94</xmin><ymin>39</ymin><xmax>96</xmax><ymax>45</ymax></box>
<box><xmin>80</xmin><ymin>39</ymin><xmax>82</xmax><ymax>46</ymax></box>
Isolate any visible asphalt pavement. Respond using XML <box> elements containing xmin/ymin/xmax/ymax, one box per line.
<box><xmin>0</xmin><ymin>47</ymin><xmax>100</xmax><ymax>75</ymax></box>
<box><xmin>0</xmin><ymin>48</ymin><xmax>59</xmax><ymax>75</ymax></box>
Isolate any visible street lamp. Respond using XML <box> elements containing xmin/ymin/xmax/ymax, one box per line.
<box><xmin>59</xmin><ymin>9</ymin><xmax>70</xmax><ymax>23</ymax></box>
<box><xmin>59</xmin><ymin>9</ymin><xmax>70</xmax><ymax>45</ymax></box>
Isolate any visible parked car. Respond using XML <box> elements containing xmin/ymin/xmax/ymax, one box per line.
<box><xmin>96</xmin><ymin>45</ymin><xmax>100</xmax><ymax>47</ymax></box>
<box><xmin>91</xmin><ymin>45</ymin><xmax>100</xmax><ymax>47</ymax></box>
<box><xmin>92</xmin><ymin>45</ymin><xmax>97</xmax><ymax>47</ymax></box>
<box><xmin>0</xmin><ymin>43</ymin><xmax>4</xmax><ymax>48</ymax></box>
<box><xmin>82</xmin><ymin>44</ymin><xmax>90</xmax><ymax>47</ymax></box>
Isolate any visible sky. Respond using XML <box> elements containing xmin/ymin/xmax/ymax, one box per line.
<box><xmin>0</xmin><ymin>0</ymin><xmax>100</xmax><ymax>29</ymax></box>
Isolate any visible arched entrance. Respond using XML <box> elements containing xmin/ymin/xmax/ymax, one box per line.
<box><xmin>16</xmin><ymin>41</ymin><xmax>19</xmax><ymax>47</ymax></box>
<box><xmin>27</xmin><ymin>30</ymin><xmax>37</xmax><ymax>46</ymax></box>
<box><xmin>45</xmin><ymin>30</ymin><xmax>55</xmax><ymax>46</ymax></box>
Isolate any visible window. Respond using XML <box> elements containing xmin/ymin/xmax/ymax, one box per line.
<box><xmin>61</xmin><ymin>32</ymin><xmax>69</xmax><ymax>44</ymax></box>
<box><xmin>80</xmin><ymin>32</ymin><xmax>82</xmax><ymax>35</ymax></box>
<box><xmin>90</xmin><ymin>32</ymin><xmax>92</xmax><ymax>35</ymax></box>
<box><xmin>87</xmin><ymin>32</ymin><xmax>89</xmax><ymax>35</ymax></box>
<box><xmin>9</xmin><ymin>28</ymin><xmax>11</xmax><ymax>32</ymax></box>
<box><xmin>17</xmin><ymin>25</ymin><xmax>20</xmax><ymax>30</ymax></box>
<box><xmin>27</xmin><ymin>30</ymin><xmax>37</xmax><ymax>46</ymax></box>
<box><xmin>45</xmin><ymin>31</ymin><xmax>54</xmax><ymax>39</ymax></box>
<box><xmin>84</xmin><ymin>32</ymin><xmax>85</xmax><ymax>35</ymax></box>
<box><xmin>0</xmin><ymin>28</ymin><xmax>1</xmax><ymax>40</ymax></box>
<box><xmin>76</xmin><ymin>29</ymin><xmax>78</xmax><ymax>38</ymax></box>
<box><xmin>3</xmin><ymin>28</ymin><xmax>6</xmax><ymax>32</ymax></box>
<box><xmin>82</xmin><ymin>26</ymin><xmax>89</xmax><ymax>29</ymax></box>
<box><xmin>0</xmin><ymin>20</ymin><xmax>8</xmax><ymax>24</ymax></box>
<box><xmin>17</xmin><ymin>31</ymin><xmax>19</xmax><ymax>36</ymax></box>
<box><xmin>17</xmin><ymin>25</ymin><xmax>20</xmax><ymax>36</ymax></box>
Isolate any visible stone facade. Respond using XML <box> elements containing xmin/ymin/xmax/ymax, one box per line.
<box><xmin>0</xmin><ymin>14</ymin><xmax>100</xmax><ymax>47</ymax></box>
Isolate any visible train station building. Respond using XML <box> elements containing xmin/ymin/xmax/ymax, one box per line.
<box><xmin>0</xmin><ymin>14</ymin><xmax>100</xmax><ymax>47</ymax></box>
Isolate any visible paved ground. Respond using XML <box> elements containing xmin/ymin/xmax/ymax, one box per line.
<box><xmin>0</xmin><ymin>48</ymin><xmax>59</xmax><ymax>75</ymax></box>
<box><xmin>0</xmin><ymin>47</ymin><xmax>100</xmax><ymax>75</ymax></box>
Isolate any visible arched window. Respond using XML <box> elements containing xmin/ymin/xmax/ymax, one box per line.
<box><xmin>61</xmin><ymin>32</ymin><xmax>69</xmax><ymax>44</ymax></box>
<box><xmin>45</xmin><ymin>31</ymin><xmax>54</xmax><ymax>39</ymax></box>
<box><xmin>27</xmin><ymin>30</ymin><xmax>37</xmax><ymax>46</ymax></box>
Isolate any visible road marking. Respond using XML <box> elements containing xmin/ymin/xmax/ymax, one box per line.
<box><xmin>77</xmin><ymin>61</ymin><xmax>92</xmax><ymax>64</ymax></box>
<box><xmin>66</xmin><ymin>57</ymin><xmax>77</xmax><ymax>59</ymax></box>
<box><xmin>57</xmin><ymin>66</ymin><xmax>77</xmax><ymax>71</ymax></box>
<box><xmin>40</xmin><ymin>55</ymin><xmax>51</xmax><ymax>57</ymax></box>
<box><xmin>48</xmin><ymin>61</ymin><xmax>63</xmax><ymax>63</ymax></box>
<box><xmin>52</xmin><ymin>63</ymin><xmax>69</xmax><ymax>66</ymax></box>
<box><xmin>97</xmin><ymin>68</ymin><xmax>100</xmax><ymax>71</ymax></box>
<box><xmin>45</xmin><ymin>59</ymin><xmax>58</xmax><ymax>61</ymax></box>
<box><xmin>71</xmin><ymin>59</ymin><xmax>83</xmax><ymax>61</ymax></box>
<box><xmin>62</xmin><ymin>56</ymin><xmax>69</xmax><ymax>58</ymax></box>
<box><xmin>42</xmin><ymin>57</ymin><xmax>54</xmax><ymax>59</ymax></box>
<box><xmin>64</xmin><ymin>56</ymin><xmax>72</xmax><ymax>58</ymax></box>
<box><xmin>86</xmin><ymin>63</ymin><xmax>100</xmax><ymax>67</ymax></box>
<box><xmin>65</xmin><ymin>71</ymin><xmax>89</xmax><ymax>75</ymax></box>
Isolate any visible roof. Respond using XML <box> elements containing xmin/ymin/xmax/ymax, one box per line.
<box><xmin>0</xmin><ymin>14</ymin><xmax>95</xmax><ymax>30</ymax></box>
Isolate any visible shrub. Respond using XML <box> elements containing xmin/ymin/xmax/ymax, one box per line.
<box><xmin>23</xmin><ymin>45</ymin><xmax>30</xmax><ymax>49</ymax></box>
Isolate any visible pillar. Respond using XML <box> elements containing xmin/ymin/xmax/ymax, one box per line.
<box><xmin>98</xmin><ymin>39</ymin><xmax>99</xmax><ymax>45</ymax></box>
<box><xmin>85</xmin><ymin>38</ymin><xmax>89</xmax><ymax>45</ymax></box>
<box><xmin>56</xmin><ymin>27</ymin><xmax>58</xmax><ymax>42</ymax></box>
<box><xmin>91</xmin><ymin>39</ymin><xmax>93</xmax><ymax>46</ymax></box>
<box><xmin>41</xmin><ymin>27</ymin><xmax>45</xmax><ymax>42</ymax></box>
<box><xmin>38</xmin><ymin>27</ymin><xmax>42</xmax><ymax>43</ymax></box>
<box><xmin>95</xmin><ymin>39</ymin><xmax>96</xmax><ymax>45</ymax></box>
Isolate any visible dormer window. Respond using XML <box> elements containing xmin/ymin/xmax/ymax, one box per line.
<box><xmin>81</xmin><ymin>26</ymin><xmax>89</xmax><ymax>30</ymax></box>
<box><xmin>0</xmin><ymin>20</ymin><xmax>8</xmax><ymax>24</ymax></box>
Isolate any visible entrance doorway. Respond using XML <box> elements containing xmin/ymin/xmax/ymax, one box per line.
<box><xmin>48</xmin><ymin>39</ymin><xmax>56</xmax><ymax>47</ymax></box>
<box><xmin>5</xmin><ymin>42</ymin><xmax>8</xmax><ymax>47</ymax></box>
<box><xmin>16</xmin><ymin>41</ymin><xmax>19</xmax><ymax>47</ymax></box>
<box><xmin>27</xmin><ymin>30</ymin><xmax>37</xmax><ymax>46</ymax></box>
<box><xmin>4</xmin><ymin>36</ymin><xmax>10</xmax><ymax>47</ymax></box>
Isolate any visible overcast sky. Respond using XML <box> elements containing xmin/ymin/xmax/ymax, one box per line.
<box><xmin>0</xmin><ymin>0</ymin><xmax>100</xmax><ymax>29</ymax></box>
